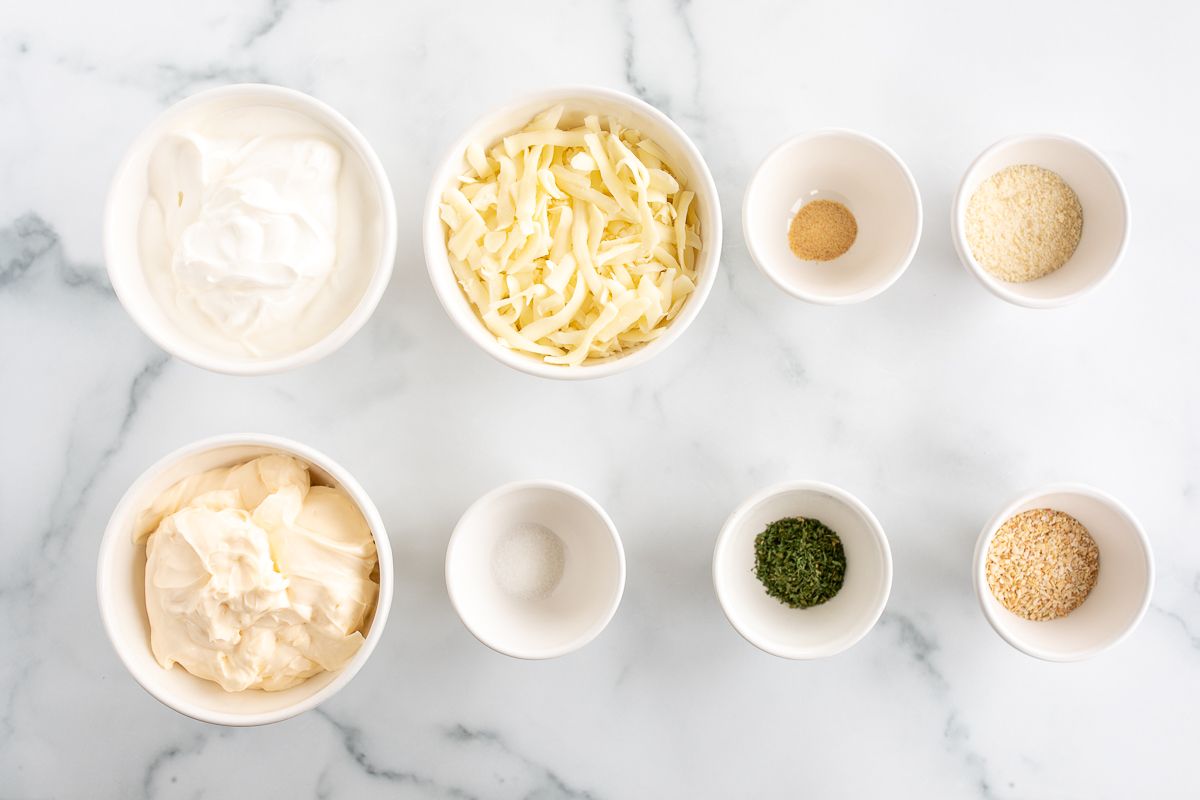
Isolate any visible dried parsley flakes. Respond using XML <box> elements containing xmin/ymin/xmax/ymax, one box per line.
<box><xmin>753</xmin><ymin>517</ymin><xmax>846</xmax><ymax>608</ymax></box>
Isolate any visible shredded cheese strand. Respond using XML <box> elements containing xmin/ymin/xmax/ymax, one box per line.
<box><xmin>440</xmin><ymin>105</ymin><xmax>702</xmax><ymax>365</ymax></box>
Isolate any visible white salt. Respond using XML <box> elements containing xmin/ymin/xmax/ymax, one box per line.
<box><xmin>491</xmin><ymin>522</ymin><xmax>565</xmax><ymax>600</ymax></box>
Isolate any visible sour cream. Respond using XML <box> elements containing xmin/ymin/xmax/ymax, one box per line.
<box><xmin>138</xmin><ymin>105</ymin><xmax>375</xmax><ymax>358</ymax></box>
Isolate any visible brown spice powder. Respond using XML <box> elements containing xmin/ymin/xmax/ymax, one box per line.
<box><xmin>985</xmin><ymin>508</ymin><xmax>1099</xmax><ymax>621</ymax></box>
<box><xmin>787</xmin><ymin>200</ymin><xmax>857</xmax><ymax>261</ymax></box>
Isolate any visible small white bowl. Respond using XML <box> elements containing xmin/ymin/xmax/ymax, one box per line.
<box><xmin>713</xmin><ymin>481</ymin><xmax>892</xmax><ymax>659</ymax></box>
<box><xmin>104</xmin><ymin>84</ymin><xmax>398</xmax><ymax>375</ymax></box>
<box><xmin>96</xmin><ymin>433</ymin><xmax>393</xmax><ymax>726</ymax></box>
<box><xmin>952</xmin><ymin>134</ymin><xmax>1130</xmax><ymax>308</ymax></box>
<box><xmin>973</xmin><ymin>483</ymin><xmax>1153</xmax><ymax>662</ymax></box>
<box><xmin>743</xmin><ymin>130</ymin><xmax>922</xmax><ymax>304</ymax></box>
<box><xmin>422</xmin><ymin>86</ymin><xmax>722</xmax><ymax>380</ymax></box>
<box><xmin>446</xmin><ymin>480</ymin><xmax>625</xmax><ymax>658</ymax></box>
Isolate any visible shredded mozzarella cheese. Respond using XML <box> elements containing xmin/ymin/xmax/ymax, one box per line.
<box><xmin>440</xmin><ymin>106</ymin><xmax>701</xmax><ymax>366</ymax></box>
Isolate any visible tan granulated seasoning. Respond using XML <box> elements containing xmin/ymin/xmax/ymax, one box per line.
<box><xmin>788</xmin><ymin>199</ymin><xmax>857</xmax><ymax>261</ymax></box>
<box><xmin>965</xmin><ymin>164</ymin><xmax>1083</xmax><ymax>283</ymax></box>
<box><xmin>986</xmin><ymin>508</ymin><xmax>1099</xmax><ymax>621</ymax></box>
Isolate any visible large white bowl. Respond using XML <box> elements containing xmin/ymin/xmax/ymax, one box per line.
<box><xmin>422</xmin><ymin>86</ymin><xmax>722</xmax><ymax>380</ymax></box>
<box><xmin>973</xmin><ymin>483</ymin><xmax>1153</xmax><ymax>661</ymax></box>
<box><xmin>713</xmin><ymin>481</ymin><xmax>893</xmax><ymax>659</ymax></box>
<box><xmin>446</xmin><ymin>480</ymin><xmax>625</xmax><ymax>658</ymax></box>
<box><xmin>104</xmin><ymin>84</ymin><xmax>398</xmax><ymax>375</ymax></box>
<box><xmin>952</xmin><ymin>134</ymin><xmax>1130</xmax><ymax>308</ymax></box>
<box><xmin>96</xmin><ymin>433</ymin><xmax>393</xmax><ymax>726</ymax></box>
<box><xmin>743</xmin><ymin>130</ymin><xmax>922</xmax><ymax>304</ymax></box>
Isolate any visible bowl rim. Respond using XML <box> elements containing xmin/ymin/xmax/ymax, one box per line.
<box><xmin>421</xmin><ymin>84</ymin><xmax>723</xmax><ymax>381</ymax></box>
<box><xmin>741</xmin><ymin>128</ymin><xmax>924</xmax><ymax>305</ymax></box>
<box><xmin>444</xmin><ymin>478</ymin><xmax>627</xmax><ymax>659</ymax></box>
<box><xmin>971</xmin><ymin>482</ymin><xmax>1154</xmax><ymax>662</ymax></box>
<box><xmin>950</xmin><ymin>133</ymin><xmax>1131</xmax><ymax>309</ymax></box>
<box><xmin>103</xmin><ymin>83</ymin><xmax>399</xmax><ymax>376</ymax></box>
<box><xmin>712</xmin><ymin>479</ymin><xmax>894</xmax><ymax>659</ymax></box>
<box><xmin>95</xmin><ymin>432</ymin><xmax>394</xmax><ymax>726</ymax></box>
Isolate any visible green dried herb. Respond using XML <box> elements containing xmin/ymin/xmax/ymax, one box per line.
<box><xmin>753</xmin><ymin>516</ymin><xmax>846</xmax><ymax>608</ymax></box>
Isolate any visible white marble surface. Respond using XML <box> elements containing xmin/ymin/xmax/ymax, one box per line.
<box><xmin>2</xmin><ymin>1</ymin><xmax>1199</xmax><ymax>797</ymax></box>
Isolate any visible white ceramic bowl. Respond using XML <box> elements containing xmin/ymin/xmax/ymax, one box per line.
<box><xmin>422</xmin><ymin>86</ymin><xmax>722</xmax><ymax>380</ymax></box>
<box><xmin>952</xmin><ymin>134</ymin><xmax>1130</xmax><ymax>308</ymax></box>
<box><xmin>96</xmin><ymin>433</ymin><xmax>393</xmax><ymax>726</ymax></box>
<box><xmin>743</xmin><ymin>130</ymin><xmax>922</xmax><ymax>304</ymax></box>
<box><xmin>713</xmin><ymin>481</ymin><xmax>893</xmax><ymax>659</ymax></box>
<box><xmin>446</xmin><ymin>480</ymin><xmax>625</xmax><ymax>658</ymax></box>
<box><xmin>104</xmin><ymin>84</ymin><xmax>398</xmax><ymax>375</ymax></box>
<box><xmin>973</xmin><ymin>483</ymin><xmax>1153</xmax><ymax>662</ymax></box>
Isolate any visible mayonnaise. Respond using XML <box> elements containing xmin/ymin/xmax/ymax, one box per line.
<box><xmin>138</xmin><ymin>105</ymin><xmax>376</xmax><ymax>358</ymax></box>
<box><xmin>135</xmin><ymin>454</ymin><xmax>379</xmax><ymax>692</ymax></box>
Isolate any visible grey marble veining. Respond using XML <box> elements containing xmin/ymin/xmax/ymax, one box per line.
<box><xmin>2</xmin><ymin>0</ymin><xmax>1200</xmax><ymax>797</ymax></box>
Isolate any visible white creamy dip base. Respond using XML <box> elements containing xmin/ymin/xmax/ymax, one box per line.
<box><xmin>137</xmin><ymin>105</ymin><xmax>376</xmax><ymax>358</ymax></box>
<box><xmin>134</xmin><ymin>454</ymin><xmax>379</xmax><ymax>692</ymax></box>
